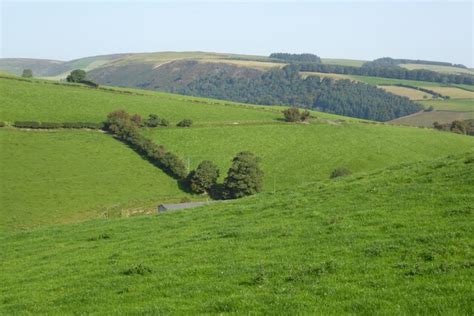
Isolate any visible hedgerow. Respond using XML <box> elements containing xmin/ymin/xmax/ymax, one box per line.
<box><xmin>105</xmin><ymin>110</ymin><xmax>188</xmax><ymax>180</ymax></box>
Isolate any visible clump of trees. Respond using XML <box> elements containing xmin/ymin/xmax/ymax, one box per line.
<box><xmin>434</xmin><ymin>119</ymin><xmax>474</xmax><ymax>136</ymax></box>
<box><xmin>105</xmin><ymin>110</ymin><xmax>187</xmax><ymax>179</ymax></box>
<box><xmin>187</xmin><ymin>160</ymin><xmax>220</xmax><ymax>194</ymax></box>
<box><xmin>222</xmin><ymin>151</ymin><xmax>264</xmax><ymax>199</ymax></box>
<box><xmin>177</xmin><ymin>119</ymin><xmax>193</xmax><ymax>127</ymax></box>
<box><xmin>66</xmin><ymin>69</ymin><xmax>99</xmax><ymax>87</ymax></box>
<box><xmin>22</xmin><ymin>69</ymin><xmax>33</xmax><ymax>78</ymax></box>
<box><xmin>282</xmin><ymin>107</ymin><xmax>310</xmax><ymax>122</ymax></box>
<box><xmin>270</xmin><ymin>53</ymin><xmax>321</xmax><ymax>64</ymax></box>
<box><xmin>67</xmin><ymin>69</ymin><xmax>86</xmax><ymax>83</ymax></box>
<box><xmin>299</xmin><ymin>62</ymin><xmax>474</xmax><ymax>85</ymax></box>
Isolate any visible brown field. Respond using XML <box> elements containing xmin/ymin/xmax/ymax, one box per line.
<box><xmin>379</xmin><ymin>85</ymin><xmax>434</xmax><ymax>100</ymax></box>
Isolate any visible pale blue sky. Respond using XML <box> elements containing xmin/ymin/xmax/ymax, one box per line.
<box><xmin>1</xmin><ymin>1</ymin><xmax>473</xmax><ymax>66</ymax></box>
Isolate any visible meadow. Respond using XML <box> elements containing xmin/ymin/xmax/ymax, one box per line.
<box><xmin>1</xmin><ymin>152</ymin><xmax>472</xmax><ymax>314</ymax></box>
<box><xmin>0</xmin><ymin>77</ymin><xmax>282</xmax><ymax>124</ymax></box>
<box><xmin>0</xmin><ymin>129</ymin><xmax>189</xmax><ymax>230</ymax></box>
<box><xmin>144</xmin><ymin>122</ymin><xmax>474</xmax><ymax>190</ymax></box>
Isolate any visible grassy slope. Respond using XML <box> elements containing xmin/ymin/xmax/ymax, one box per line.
<box><xmin>0</xmin><ymin>129</ymin><xmax>189</xmax><ymax>230</ymax></box>
<box><xmin>0</xmin><ymin>77</ymin><xmax>283</xmax><ymax>124</ymax></box>
<box><xmin>1</xmin><ymin>153</ymin><xmax>472</xmax><ymax>314</ymax></box>
<box><xmin>144</xmin><ymin>123</ymin><xmax>474</xmax><ymax>190</ymax></box>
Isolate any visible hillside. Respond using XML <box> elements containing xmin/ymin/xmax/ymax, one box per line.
<box><xmin>1</xmin><ymin>75</ymin><xmax>474</xmax><ymax>231</ymax></box>
<box><xmin>1</xmin><ymin>152</ymin><xmax>473</xmax><ymax>314</ymax></box>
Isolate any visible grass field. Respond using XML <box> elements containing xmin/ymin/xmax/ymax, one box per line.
<box><xmin>0</xmin><ymin>129</ymin><xmax>189</xmax><ymax>230</ymax></box>
<box><xmin>1</xmin><ymin>152</ymin><xmax>472</xmax><ymax>314</ymax></box>
<box><xmin>0</xmin><ymin>77</ymin><xmax>283</xmax><ymax>124</ymax></box>
<box><xmin>378</xmin><ymin>85</ymin><xmax>434</xmax><ymax>100</ymax></box>
<box><xmin>400</xmin><ymin>63</ymin><xmax>474</xmax><ymax>75</ymax></box>
<box><xmin>420</xmin><ymin>99</ymin><xmax>474</xmax><ymax>112</ymax></box>
<box><xmin>144</xmin><ymin>123</ymin><xmax>474</xmax><ymax>190</ymax></box>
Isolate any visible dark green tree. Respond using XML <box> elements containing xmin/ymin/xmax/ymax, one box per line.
<box><xmin>66</xmin><ymin>69</ymin><xmax>86</xmax><ymax>83</ymax></box>
<box><xmin>188</xmin><ymin>160</ymin><xmax>219</xmax><ymax>194</ymax></box>
<box><xmin>22</xmin><ymin>69</ymin><xmax>33</xmax><ymax>78</ymax></box>
<box><xmin>223</xmin><ymin>151</ymin><xmax>264</xmax><ymax>199</ymax></box>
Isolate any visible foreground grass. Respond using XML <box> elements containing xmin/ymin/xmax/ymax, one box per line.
<box><xmin>145</xmin><ymin>122</ymin><xmax>474</xmax><ymax>190</ymax></box>
<box><xmin>0</xmin><ymin>129</ymin><xmax>189</xmax><ymax>230</ymax></box>
<box><xmin>1</xmin><ymin>153</ymin><xmax>472</xmax><ymax>314</ymax></box>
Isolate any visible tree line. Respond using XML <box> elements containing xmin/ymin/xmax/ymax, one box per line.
<box><xmin>298</xmin><ymin>62</ymin><xmax>474</xmax><ymax>85</ymax></box>
<box><xmin>364</xmin><ymin>57</ymin><xmax>467</xmax><ymax>69</ymax></box>
<box><xmin>269</xmin><ymin>53</ymin><xmax>321</xmax><ymax>63</ymax></box>
<box><xmin>178</xmin><ymin>65</ymin><xmax>423</xmax><ymax>121</ymax></box>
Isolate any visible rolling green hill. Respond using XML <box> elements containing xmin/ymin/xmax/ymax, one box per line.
<box><xmin>1</xmin><ymin>152</ymin><xmax>472</xmax><ymax>314</ymax></box>
<box><xmin>1</xmin><ymin>75</ymin><xmax>473</xmax><ymax>231</ymax></box>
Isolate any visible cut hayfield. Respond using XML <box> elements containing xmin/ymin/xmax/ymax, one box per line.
<box><xmin>379</xmin><ymin>85</ymin><xmax>433</xmax><ymax>100</ymax></box>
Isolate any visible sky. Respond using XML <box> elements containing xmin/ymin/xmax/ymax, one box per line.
<box><xmin>1</xmin><ymin>0</ymin><xmax>473</xmax><ymax>66</ymax></box>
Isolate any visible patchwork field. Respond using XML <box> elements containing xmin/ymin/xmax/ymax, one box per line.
<box><xmin>0</xmin><ymin>129</ymin><xmax>189</xmax><ymax>230</ymax></box>
<box><xmin>1</xmin><ymin>152</ymin><xmax>472</xmax><ymax>314</ymax></box>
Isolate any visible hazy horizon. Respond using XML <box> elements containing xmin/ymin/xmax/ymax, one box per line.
<box><xmin>1</xmin><ymin>1</ymin><xmax>473</xmax><ymax>66</ymax></box>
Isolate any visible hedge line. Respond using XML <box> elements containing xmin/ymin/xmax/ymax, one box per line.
<box><xmin>13</xmin><ymin>121</ymin><xmax>104</xmax><ymax>129</ymax></box>
<box><xmin>106</xmin><ymin>110</ymin><xmax>188</xmax><ymax>180</ymax></box>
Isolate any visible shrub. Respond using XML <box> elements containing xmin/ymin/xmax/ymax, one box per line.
<box><xmin>161</xmin><ymin>152</ymin><xmax>188</xmax><ymax>180</ymax></box>
<box><xmin>22</xmin><ymin>69</ymin><xmax>33</xmax><ymax>78</ymax></box>
<box><xmin>79</xmin><ymin>80</ymin><xmax>99</xmax><ymax>88</ymax></box>
<box><xmin>62</xmin><ymin>122</ymin><xmax>104</xmax><ymax>129</ymax></box>
<box><xmin>131</xmin><ymin>114</ymin><xmax>143</xmax><ymax>126</ymax></box>
<box><xmin>330</xmin><ymin>167</ymin><xmax>352</xmax><ymax>179</ymax></box>
<box><xmin>188</xmin><ymin>160</ymin><xmax>220</xmax><ymax>194</ymax></box>
<box><xmin>13</xmin><ymin>121</ymin><xmax>41</xmax><ymax>129</ymax></box>
<box><xmin>39</xmin><ymin>122</ymin><xmax>63</xmax><ymax>129</ymax></box>
<box><xmin>282</xmin><ymin>107</ymin><xmax>310</xmax><ymax>122</ymax></box>
<box><xmin>0</xmin><ymin>122</ymin><xmax>5</xmax><ymax>127</ymax></box>
<box><xmin>177</xmin><ymin>119</ymin><xmax>193</xmax><ymax>127</ymax></box>
<box><xmin>145</xmin><ymin>114</ymin><xmax>169</xmax><ymax>127</ymax></box>
<box><xmin>223</xmin><ymin>151</ymin><xmax>264</xmax><ymax>199</ymax></box>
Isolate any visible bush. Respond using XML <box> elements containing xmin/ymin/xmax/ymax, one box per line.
<box><xmin>145</xmin><ymin>114</ymin><xmax>169</xmax><ymax>127</ymax></box>
<box><xmin>22</xmin><ymin>69</ymin><xmax>33</xmax><ymax>78</ymax></box>
<box><xmin>13</xmin><ymin>121</ymin><xmax>41</xmax><ymax>129</ymax></box>
<box><xmin>223</xmin><ymin>151</ymin><xmax>264</xmax><ymax>199</ymax></box>
<box><xmin>188</xmin><ymin>160</ymin><xmax>220</xmax><ymax>194</ymax></box>
<box><xmin>62</xmin><ymin>122</ymin><xmax>104</xmax><ymax>129</ymax></box>
<box><xmin>161</xmin><ymin>152</ymin><xmax>188</xmax><ymax>180</ymax></box>
<box><xmin>282</xmin><ymin>107</ymin><xmax>310</xmax><ymax>122</ymax></box>
<box><xmin>0</xmin><ymin>122</ymin><xmax>5</xmax><ymax>127</ymax></box>
<box><xmin>39</xmin><ymin>122</ymin><xmax>63</xmax><ymax>129</ymax></box>
<box><xmin>177</xmin><ymin>119</ymin><xmax>193</xmax><ymax>127</ymax></box>
<box><xmin>79</xmin><ymin>80</ymin><xmax>99</xmax><ymax>88</ymax></box>
<box><xmin>330</xmin><ymin>167</ymin><xmax>352</xmax><ymax>179</ymax></box>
